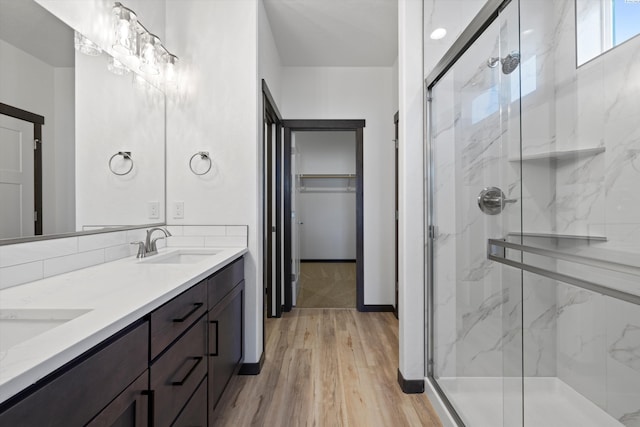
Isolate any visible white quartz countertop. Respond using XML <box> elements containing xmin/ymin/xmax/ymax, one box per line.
<box><xmin>0</xmin><ymin>246</ymin><xmax>247</xmax><ymax>403</ymax></box>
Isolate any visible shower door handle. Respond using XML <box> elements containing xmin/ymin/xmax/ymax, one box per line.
<box><xmin>477</xmin><ymin>187</ymin><xmax>516</xmax><ymax>215</ymax></box>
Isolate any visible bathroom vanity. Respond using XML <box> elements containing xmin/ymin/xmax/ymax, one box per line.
<box><xmin>0</xmin><ymin>247</ymin><xmax>246</xmax><ymax>426</ymax></box>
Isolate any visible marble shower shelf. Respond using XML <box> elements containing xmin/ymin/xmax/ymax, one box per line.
<box><xmin>508</xmin><ymin>147</ymin><xmax>605</xmax><ymax>162</ymax></box>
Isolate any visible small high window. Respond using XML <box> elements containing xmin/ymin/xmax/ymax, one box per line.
<box><xmin>576</xmin><ymin>0</ymin><xmax>640</xmax><ymax>65</ymax></box>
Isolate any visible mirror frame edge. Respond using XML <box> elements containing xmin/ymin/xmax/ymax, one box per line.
<box><xmin>0</xmin><ymin>222</ymin><xmax>166</xmax><ymax>246</ymax></box>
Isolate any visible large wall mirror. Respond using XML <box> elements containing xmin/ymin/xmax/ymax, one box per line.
<box><xmin>0</xmin><ymin>0</ymin><xmax>165</xmax><ymax>242</ymax></box>
<box><xmin>576</xmin><ymin>0</ymin><xmax>640</xmax><ymax>65</ymax></box>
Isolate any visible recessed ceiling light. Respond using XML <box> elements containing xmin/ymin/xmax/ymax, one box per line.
<box><xmin>430</xmin><ymin>28</ymin><xmax>447</xmax><ymax>40</ymax></box>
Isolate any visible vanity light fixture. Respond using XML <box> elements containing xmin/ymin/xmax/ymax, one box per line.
<box><xmin>107</xmin><ymin>56</ymin><xmax>130</xmax><ymax>75</ymax></box>
<box><xmin>164</xmin><ymin>53</ymin><xmax>179</xmax><ymax>86</ymax></box>
<box><xmin>112</xmin><ymin>3</ymin><xmax>137</xmax><ymax>56</ymax></box>
<box><xmin>139</xmin><ymin>31</ymin><xmax>161</xmax><ymax>75</ymax></box>
<box><xmin>110</xmin><ymin>2</ymin><xmax>179</xmax><ymax>84</ymax></box>
<box><xmin>74</xmin><ymin>31</ymin><xmax>102</xmax><ymax>56</ymax></box>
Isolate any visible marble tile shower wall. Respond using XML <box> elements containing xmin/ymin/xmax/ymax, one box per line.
<box><xmin>0</xmin><ymin>225</ymin><xmax>248</xmax><ymax>291</ymax></box>
<box><xmin>520</xmin><ymin>0</ymin><xmax>640</xmax><ymax>424</ymax></box>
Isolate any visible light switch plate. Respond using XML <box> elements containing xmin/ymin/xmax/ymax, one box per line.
<box><xmin>173</xmin><ymin>201</ymin><xmax>184</xmax><ymax>219</ymax></box>
<box><xmin>148</xmin><ymin>201</ymin><xmax>159</xmax><ymax>219</ymax></box>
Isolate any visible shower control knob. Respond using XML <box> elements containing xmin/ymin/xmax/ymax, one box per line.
<box><xmin>477</xmin><ymin>187</ymin><xmax>516</xmax><ymax>215</ymax></box>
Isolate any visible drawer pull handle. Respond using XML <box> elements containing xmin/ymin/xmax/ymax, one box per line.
<box><xmin>172</xmin><ymin>303</ymin><xmax>204</xmax><ymax>323</ymax></box>
<box><xmin>209</xmin><ymin>320</ymin><xmax>218</xmax><ymax>356</ymax></box>
<box><xmin>171</xmin><ymin>356</ymin><xmax>203</xmax><ymax>386</ymax></box>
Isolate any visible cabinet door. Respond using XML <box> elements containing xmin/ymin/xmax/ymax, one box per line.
<box><xmin>86</xmin><ymin>372</ymin><xmax>149</xmax><ymax>427</ymax></box>
<box><xmin>208</xmin><ymin>281</ymin><xmax>244</xmax><ymax>412</ymax></box>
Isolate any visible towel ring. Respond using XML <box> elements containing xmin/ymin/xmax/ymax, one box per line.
<box><xmin>189</xmin><ymin>151</ymin><xmax>212</xmax><ymax>175</ymax></box>
<box><xmin>109</xmin><ymin>151</ymin><xmax>134</xmax><ymax>176</ymax></box>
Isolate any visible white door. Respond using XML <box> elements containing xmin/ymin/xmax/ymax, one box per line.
<box><xmin>0</xmin><ymin>114</ymin><xmax>34</xmax><ymax>239</ymax></box>
<box><xmin>291</xmin><ymin>139</ymin><xmax>302</xmax><ymax>306</ymax></box>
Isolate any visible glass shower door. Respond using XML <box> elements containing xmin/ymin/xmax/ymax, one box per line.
<box><xmin>427</xmin><ymin>2</ymin><xmax>523</xmax><ymax>425</ymax></box>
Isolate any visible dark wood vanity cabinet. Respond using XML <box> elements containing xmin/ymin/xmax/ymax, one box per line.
<box><xmin>0</xmin><ymin>256</ymin><xmax>245</xmax><ymax>427</ymax></box>
<box><xmin>0</xmin><ymin>321</ymin><xmax>149</xmax><ymax>427</ymax></box>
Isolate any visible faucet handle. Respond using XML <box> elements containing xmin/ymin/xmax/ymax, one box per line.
<box><xmin>130</xmin><ymin>241</ymin><xmax>145</xmax><ymax>258</ymax></box>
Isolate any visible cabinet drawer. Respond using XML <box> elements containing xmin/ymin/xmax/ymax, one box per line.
<box><xmin>151</xmin><ymin>280</ymin><xmax>207</xmax><ymax>360</ymax></box>
<box><xmin>0</xmin><ymin>321</ymin><xmax>148</xmax><ymax>426</ymax></box>
<box><xmin>170</xmin><ymin>376</ymin><xmax>207</xmax><ymax>427</ymax></box>
<box><xmin>87</xmin><ymin>371</ymin><xmax>149</xmax><ymax>426</ymax></box>
<box><xmin>151</xmin><ymin>317</ymin><xmax>207</xmax><ymax>427</ymax></box>
<box><xmin>208</xmin><ymin>257</ymin><xmax>244</xmax><ymax>309</ymax></box>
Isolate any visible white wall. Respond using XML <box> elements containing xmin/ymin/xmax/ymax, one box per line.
<box><xmin>52</xmin><ymin>68</ymin><xmax>76</xmax><ymax>234</ymax></box>
<box><xmin>165</xmin><ymin>0</ymin><xmax>262</xmax><ymax>364</ymax></box>
<box><xmin>392</xmin><ymin>57</ymin><xmax>399</xmax><ymax>113</ymax></box>
<box><xmin>0</xmin><ymin>39</ymin><xmax>75</xmax><ymax>236</ymax></box>
<box><xmin>259</xmin><ymin>0</ymin><xmax>283</xmax><ymax>108</ymax></box>
<box><xmin>398</xmin><ymin>0</ymin><xmax>425</xmax><ymax>380</ymax></box>
<box><xmin>281</xmin><ymin>66</ymin><xmax>395</xmax><ymax>305</ymax></box>
<box><xmin>297</xmin><ymin>131</ymin><xmax>356</xmax><ymax>260</ymax></box>
<box><xmin>75</xmin><ymin>51</ymin><xmax>165</xmax><ymax>228</ymax></box>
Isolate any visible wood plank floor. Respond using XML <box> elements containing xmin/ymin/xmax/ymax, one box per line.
<box><xmin>212</xmin><ymin>309</ymin><xmax>442</xmax><ymax>426</ymax></box>
<box><xmin>297</xmin><ymin>263</ymin><xmax>356</xmax><ymax>308</ymax></box>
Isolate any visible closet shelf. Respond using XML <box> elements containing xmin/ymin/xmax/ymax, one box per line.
<box><xmin>508</xmin><ymin>147</ymin><xmax>605</xmax><ymax>162</ymax></box>
<box><xmin>297</xmin><ymin>174</ymin><xmax>356</xmax><ymax>193</ymax></box>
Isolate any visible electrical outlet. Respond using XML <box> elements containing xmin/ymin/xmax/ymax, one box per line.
<box><xmin>148</xmin><ymin>201</ymin><xmax>159</xmax><ymax>219</ymax></box>
<box><xmin>173</xmin><ymin>201</ymin><xmax>184</xmax><ymax>219</ymax></box>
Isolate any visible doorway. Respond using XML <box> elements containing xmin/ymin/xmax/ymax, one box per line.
<box><xmin>283</xmin><ymin>120</ymin><xmax>365</xmax><ymax>311</ymax></box>
<box><xmin>293</xmin><ymin>131</ymin><xmax>357</xmax><ymax>308</ymax></box>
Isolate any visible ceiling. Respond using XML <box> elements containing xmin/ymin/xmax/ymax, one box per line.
<box><xmin>263</xmin><ymin>0</ymin><xmax>398</xmax><ymax>67</ymax></box>
<box><xmin>0</xmin><ymin>0</ymin><xmax>74</xmax><ymax>68</ymax></box>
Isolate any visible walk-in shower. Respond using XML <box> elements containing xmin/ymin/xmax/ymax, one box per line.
<box><xmin>425</xmin><ymin>0</ymin><xmax>640</xmax><ymax>426</ymax></box>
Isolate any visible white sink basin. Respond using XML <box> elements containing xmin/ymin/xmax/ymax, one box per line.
<box><xmin>0</xmin><ymin>308</ymin><xmax>92</xmax><ymax>352</ymax></box>
<box><xmin>140</xmin><ymin>249</ymin><xmax>222</xmax><ymax>264</ymax></box>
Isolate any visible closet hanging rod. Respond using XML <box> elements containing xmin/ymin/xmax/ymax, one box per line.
<box><xmin>299</xmin><ymin>174</ymin><xmax>356</xmax><ymax>179</ymax></box>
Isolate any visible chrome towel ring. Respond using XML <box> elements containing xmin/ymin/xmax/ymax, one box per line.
<box><xmin>189</xmin><ymin>151</ymin><xmax>212</xmax><ymax>175</ymax></box>
<box><xmin>109</xmin><ymin>151</ymin><xmax>134</xmax><ymax>176</ymax></box>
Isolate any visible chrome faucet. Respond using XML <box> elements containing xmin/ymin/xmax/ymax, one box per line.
<box><xmin>144</xmin><ymin>227</ymin><xmax>172</xmax><ymax>256</ymax></box>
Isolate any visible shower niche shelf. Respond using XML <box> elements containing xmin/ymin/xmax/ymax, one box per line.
<box><xmin>508</xmin><ymin>146</ymin><xmax>605</xmax><ymax>162</ymax></box>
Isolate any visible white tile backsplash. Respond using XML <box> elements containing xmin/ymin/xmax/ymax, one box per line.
<box><xmin>166</xmin><ymin>225</ymin><xmax>248</xmax><ymax>248</ymax></box>
<box><xmin>204</xmin><ymin>236</ymin><xmax>247</xmax><ymax>247</ymax></box>
<box><xmin>0</xmin><ymin>225</ymin><xmax>248</xmax><ymax>290</ymax></box>
<box><xmin>0</xmin><ymin>238</ymin><xmax>78</xmax><ymax>268</ymax></box>
<box><xmin>43</xmin><ymin>250</ymin><xmax>106</xmax><ymax>278</ymax></box>
<box><xmin>78</xmin><ymin>231</ymin><xmax>128</xmax><ymax>252</ymax></box>
<box><xmin>0</xmin><ymin>261</ymin><xmax>44</xmax><ymax>290</ymax></box>
<box><xmin>166</xmin><ymin>236</ymin><xmax>206</xmax><ymax>247</ymax></box>
<box><xmin>183</xmin><ymin>226</ymin><xmax>226</xmax><ymax>236</ymax></box>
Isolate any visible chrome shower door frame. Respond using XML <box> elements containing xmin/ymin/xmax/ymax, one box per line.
<box><xmin>424</xmin><ymin>0</ymin><xmax>517</xmax><ymax>425</ymax></box>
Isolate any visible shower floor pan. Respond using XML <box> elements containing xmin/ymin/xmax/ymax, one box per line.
<box><xmin>437</xmin><ymin>377</ymin><xmax>622</xmax><ymax>427</ymax></box>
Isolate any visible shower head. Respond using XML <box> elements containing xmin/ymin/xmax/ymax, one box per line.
<box><xmin>486</xmin><ymin>52</ymin><xmax>520</xmax><ymax>74</ymax></box>
<box><xmin>501</xmin><ymin>52</ymin><xmax>520</xmax><ymax>74</ymax></box>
